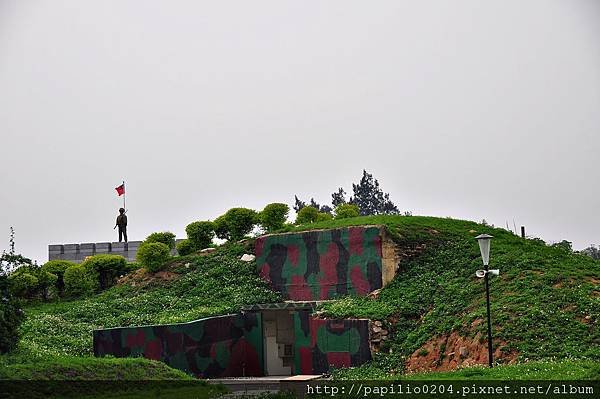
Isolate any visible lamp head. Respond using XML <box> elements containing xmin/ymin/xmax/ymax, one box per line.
<box><xmin>475</xmin><ymin>234</ymin><xmax>493</xmax><ymax>266</ymax></box>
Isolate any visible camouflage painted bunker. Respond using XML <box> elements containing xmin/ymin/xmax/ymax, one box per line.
<box><xmin>93</xmin><ymin>226</ymin><xmax>399</xmax><ymax>377</ymax></box>
<box><xmin>255</xmin><ymin>226</ymin><xmax>398</xmax><ymax>300</ymax></box>
<box><xmin>93</xmin><ymin>303</ymin><xmax>371</xmax><ymax>378</ymax></box>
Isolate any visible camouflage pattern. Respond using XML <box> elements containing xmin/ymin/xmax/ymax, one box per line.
<box><xmin>93</xmin><ymin>311</ymin><xmax>372</xmax><ymax>377</ymax></box>
<box><xmin>293</xmin><ymin>310</ymin><xmax>371</xmax><ymax>374</ymax></box>
<box><xmin>93</xmin><ymin>313</ymin><xmax>264</xmax><ymax>378</ymax></box>
<box><xmin>255</xmin><ymin>227</ymin><xmax>384</xmax><ymax>300</ymax></box>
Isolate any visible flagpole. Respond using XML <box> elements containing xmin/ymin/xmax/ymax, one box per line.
<box><xmin>123</xmin><ymin>180</ymin><xmax>126</xmax><ymax>210</ymax></box>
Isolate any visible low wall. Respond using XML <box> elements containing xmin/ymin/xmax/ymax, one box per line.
<box><xmin>93</xmin><ymin>313</ymin><xmax>264</xmax><ymax>378</ymax></box>
<box><xmin>255</xmin><ymin>226</ymin><xmax>398</xmax><ymax>300</ymax></box>
<box><xmin>48</xmin><ymin>239</ymin><xmax>184</xmax><ymax>263</ymax></box>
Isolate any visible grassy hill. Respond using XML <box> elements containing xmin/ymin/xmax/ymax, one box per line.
<box><xmin>292</xmin><ymin>215</ymin><xmax>599</xmax><ymax>377</ymax></box>
<box><xmin>1</xmin><ymin>215</ymin><xmax>598</xmax><ymax>384</ymax></box>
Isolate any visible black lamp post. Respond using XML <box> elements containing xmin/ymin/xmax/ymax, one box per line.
<box><xmin>475</xmin><ymin>233</ymin><xmax>498</xmax><ymax>368</ymax></box>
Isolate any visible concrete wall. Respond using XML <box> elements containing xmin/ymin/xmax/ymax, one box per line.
<box><xmin>48</xmin><ymin>240</ymin><xmax>184</xmax><ymax>263</ymax></box>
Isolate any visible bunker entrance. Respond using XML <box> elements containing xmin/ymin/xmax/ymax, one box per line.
<box><xmin>262</xmin><ymin>310</ymin><xmax>295</xmax><ymax>376</ymax></box>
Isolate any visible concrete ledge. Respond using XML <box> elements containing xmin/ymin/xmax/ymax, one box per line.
<box><xmin>48</xmin><ymin>239</ymin><xmax>177</xmax><ymax>264</ymax></box>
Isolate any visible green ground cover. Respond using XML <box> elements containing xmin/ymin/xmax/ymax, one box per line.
<box><xmin>333</xmin><ymin>359</ymin><xmax>600</xmax><ymax>380</ymax></box>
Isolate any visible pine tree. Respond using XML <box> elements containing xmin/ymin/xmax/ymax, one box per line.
<box><xmin>331</xmin><ymin>188</ymin><xmax>347</xmax><ymax>207</ymax></box>
<box><xmin>350</xmin><ymin>170</ymin><xmax>399</xmax><ymax>216</ymax></box>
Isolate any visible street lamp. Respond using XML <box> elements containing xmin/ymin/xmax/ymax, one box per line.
<box><xmin>475</xmin><ymin>234</ymin><xmax>497</xmax><ymax>368</ymax></box>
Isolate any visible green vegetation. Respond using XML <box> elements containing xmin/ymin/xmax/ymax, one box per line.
<box><xmin>214</xmin><ymin>208</ymin><xmax>258</xmax><ymax>241</ymax></box>
<box><xmin>0</xmin><ymin>356</ymin><xmax>224</xmax><ymax>399</ymax></box>
<box><xmin>2</xmin><ymin>244</ymin><xmax>280</xmax><ymax>363</ymax></box>
<box><xmin>334</xmin><ymin>203</ymin><xmax>360</xmax><ymax>219</ymax></box>
<box><xmin>290</xmin><ymin>215</ymin><xmax>599</xmax><ymax>376</ymax></box>
<box><xmin>0</xmin><ymin>274</ymin><xmax>24</xmax><ymax>354</ymax></box>
<box><xmin>316</xmin><ymin>212</ymin><xmax>333</xmax><ymax>222</ymax></box>
<box><xmin>295</xmin><ymin>206</ymin><xmax>319</xmax><ymax>224</ymax></box>
<box><xmin>333</xmin><ymin>360</ymin><xmax>600</xmax><ymax>380</ymax></box>
<box><xmin>8</xmin><ymin>272</ymin><xmax>39</xmax><ymax>297</ymax></box>
<box><xmin>63</xmin><ymin>264</ymin><xmax>94</xmax><ymax>298</ymax></box>
<box><xmin>41</xmin><ymin>260</ymin><xmax>75</xmax><ymax>296</ymax></box>
<box><xmin>136</xmin><ymin>242</ymin><xmax>170</xmax><ymax>272</ymax></box>
<box><xmin>0</xmin><ymin>356</ymin><xmax>193</xmax><ymax>380</ymax></box>
<box><xmin>3</xmin><ymin>213</ymin><xmax>598</xmax><ymax>383</ymax></box>
<box><xmin>185</xmin><ymin>221</ymin><xmax>215</xmax><ymax>250</ymax></box>
<box><xmin>144</xmin><ymin>232</ymin><xmax>176</xmax><ymax>250</ymax></box>
<box><xmin>259</xmin><ymin>203</ymin><xmax>290</xmax><ymax>233</ymax></box>
<box><xmin>82</xmin><ymin>254</ymin><xmax>129</xmax><ymax>290</ymax></box>
<box><xmin>175</xmin><ymin>239</ymin><xmax>194</xmax><ymax>256</ymax></box>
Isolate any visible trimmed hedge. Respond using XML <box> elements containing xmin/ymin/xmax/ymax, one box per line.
<box><xmin>144</xmin><ymin>232</ymin><xmax>176</xmax><ymax>250</ymax></box>
<box><xmin>176</xmin><ymin>239</ymin><xmax>195</xmax><ymax>256</ymax></box>
<box><xmin>316</xmin><ymin>212</ymin><xmax>333</xmax><ymax>222</ymax></box>
<box><xmin>41</xmin><ymin>260</ymin><xmax>76</xmax><ymax>296</ymax></box>
<box><xmin>295</xmin><ymin>206</ymin><xmax>319</xmax><ymax>224</ymax></box>
<box><xmin>334</xmin><ymin>203</ymin><xmax>360</xmax><ymax>219</ymax></box>
<box><xmin>214</xmin><ymin>208</ymin><xmax>257</xmax><ymax>241</ymax></box>
<box><xmin>8</xmin><ymin>273</ymin><xmax>38</xmax><ymax>298</ymax></box>
<box><xmin>185</xmin><ymin>221</ymin><xmax>215</xmax><ymax>250</ymax></box>
<box><xmin>259</xmin><ymin>203</ymin><xmax>289</xmax><ymax>232</ymax></box>
<box><xmin>136</xmin><ymin>242</ymin><xmax>170</xmax><ymax>273</ymax></box>
<box><xmin>81</xmin><ymin>255</ymin><xmax>128</xmax><ymax>291</ymax></box>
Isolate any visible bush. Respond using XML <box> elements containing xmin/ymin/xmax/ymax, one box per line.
<box><xmin>176</xmin><ymin>239</ymin><xmax>195</xmax><ymax>256</ymax></box>
<box><xmin>214</xmin><ymin>208</ymin><xmax>258</xmax><ymax>241</ymax></box>
<box><xmin>41</xmin><ymin>260</ymin><xmax>75</xmax><ymax>296</ymax></box>
<box><xmin>185</xmin><ymin>221</ymin><xmax>215</xmax><ymax>250</ymax></box>
<box><xmin>136</xmin><ymin>242</ymin><xmax>171</xmax><ymax>273</ymax></box>
<box><xmin>8</xmin><ymin>272</ymin><xmax>38</xmax><ymax>298</ymax></box>
<box><xmin>259</xmin><ymin>203</ymin><xmax>289</xmax><ymax>232</ymax></box>
<box><xmin>214</xmin><ymin>215</ymin><xmax>229</xmax><ymax>240</ymax></box>
<box><xmin>295</xmin><ymin>206</ymin><xmax>319</xmax><ymax>224</ymax></box>
<box><xmin>63</xmin><ymin>265</ymin><xmax>94</xmax><ymax>298</ymax></box>
<box><xmin>0</xmin><ymin>275</ymin><xmax>24</xmax><ymax>354</ymax></box>
<box><xmin>334</xmin><ymin>203</ymin><xmax>360</xmax><ymax>219</ymax></box>
<box><xmin>82</xmin><ymin>255</ymin><xmax>128</xmax><ymax>291</ymax></box>
<box><xmin>144</xmin><ymin>232</ymin><xmax>176</xmax><ymax>250</ymax></box>
<box><xmin>36</xmin><ymin>271</ymin><xmax>58</xmax><ymax>300</ymax></box>
<box><xmin>316</xmin><ymin>212</ymin><xmax>333</xmax><ymax>222</ymax></box>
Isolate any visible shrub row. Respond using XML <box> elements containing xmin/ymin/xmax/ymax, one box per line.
<box><xmin>8</xmin><ymin>255</ymin><xmax>130</xmax><ymax>300</ymax></box>
<box><xmin>295</xmin><ymin>203</ymin><xmax>359</xmax><ymax>224</ymax></box>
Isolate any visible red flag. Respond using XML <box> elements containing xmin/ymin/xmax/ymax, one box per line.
<box><xmin>115</xmin><ymin>184</ymin><xmax>125</xmax><ymax>196</ymax></box>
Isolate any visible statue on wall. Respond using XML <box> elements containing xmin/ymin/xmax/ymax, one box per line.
<box><xmin>114</xmin><ymin>208</ymin><xmax>128</xmax><ymax>243</ymax></box>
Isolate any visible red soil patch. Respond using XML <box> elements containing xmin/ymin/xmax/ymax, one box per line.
<box><xmin>586</xmin><ymin>277</ymin><xmax>600</xmax><ymax>285</ymax></box>
<box><xmin>117</xmin><ymin>268</ymin><xmax>179</xmax><ymax>287</ymax></box>
<box><xmin>405</xmin><ymin>331</ymin><xmax>517</xmax><ymax>373</ymax></box>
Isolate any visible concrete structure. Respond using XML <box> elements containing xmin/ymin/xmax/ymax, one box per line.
<box><xmin>255</xmin><ymin>226</ymin><xmax>399</xmax><ymax>300</ymax></box>
<box><xmin>48</xmin><ymin>240</ymin><xmax>183</xmax><ymax>263</ymax></box>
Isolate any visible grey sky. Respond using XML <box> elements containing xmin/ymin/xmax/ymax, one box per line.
<box><xmin>1</xmin><ymin>0</ymin><xmax>599</xmax><ymax>264</ymax></box>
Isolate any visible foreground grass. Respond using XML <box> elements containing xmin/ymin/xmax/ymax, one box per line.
<box><xmin>0</xmin><ymin>356</ymin><xmax>192</xmax><ymax>380</ymax></box>
<box><xmin>333</xmin><ymin>360</ymin><xmax>600</xmax><ymax>380</ymax></box>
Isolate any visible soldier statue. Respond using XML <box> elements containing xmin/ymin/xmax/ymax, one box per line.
<box><xmin>115</xmin><ymin>208</ymin><xmax>128</xmax><ymax>242</ymax></box>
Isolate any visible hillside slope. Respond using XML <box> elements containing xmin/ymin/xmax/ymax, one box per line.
<box><xmin>3</xmin><ymin>216</ymin><xmax>598</xmax><ymax>381</ymax></box>
<box><xmin>2</xmin><ymin>244</ymin><xmax>280</xmax><ymax>365</ymax></box>
<box><xmin>292</xmin><ymin>216</ymin><xmax>599</xmax><ymax>375</ymax></box>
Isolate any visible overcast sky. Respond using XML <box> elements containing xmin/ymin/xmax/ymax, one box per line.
<box><xmin>1</xmin><ymin>0</ymin><xmax>599</xmax><ymax>264</ymax></box>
